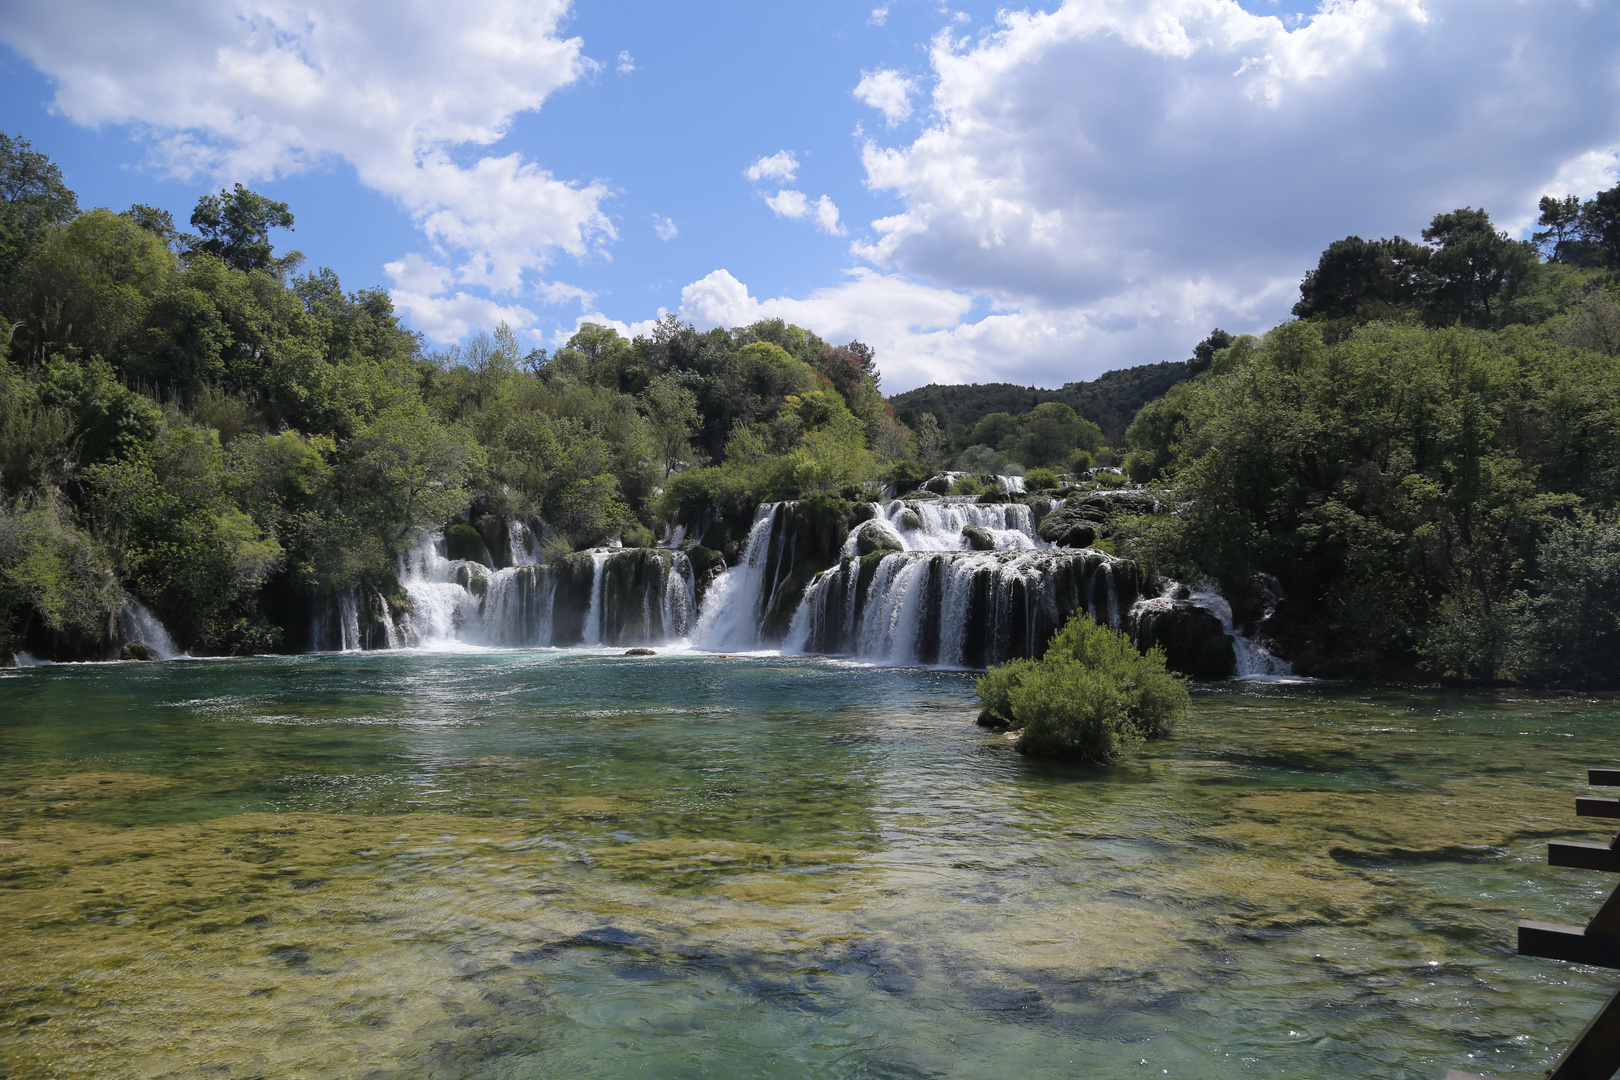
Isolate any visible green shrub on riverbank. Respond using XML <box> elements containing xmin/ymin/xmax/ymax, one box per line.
<box><xmin>975</xmin><ymin>613</ymin><xmax>1187</xmax><ymax>763</ymax></box>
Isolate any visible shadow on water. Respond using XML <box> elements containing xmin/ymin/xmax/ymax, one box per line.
<box><xmin>0</xmin><ymin>653</ymin><xmax>1616</xmax><ymax>1078</ymax></box>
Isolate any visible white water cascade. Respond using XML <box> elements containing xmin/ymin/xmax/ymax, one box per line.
<box><xmin>1187</xmin><ymin>586</ymin><xmax>1293</xmax><ymax>678</ymax></box>
<box><xmin>846</xmin><ymin>498</ymin><xmax>1040</xmax><ymax>554</ymax></box>
<box><xmin>693</xmin><ymin>505</ymin><xmax>785</xmax><ymax>651</ymax></box>
<box><xmin>116</xmin><ymin>598</ymin><xmax>183</xmax><ymax>659</ymax></box>
<box><xmin>308</xmin><ymin>524</ymin><xmax>697</xmax><ymax>652</ymax></box>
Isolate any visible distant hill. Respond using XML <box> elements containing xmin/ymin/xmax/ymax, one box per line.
<box><xmin>888</xmin><ymin>360</ymin><xmax>1191</xmax><ymax>444</ymax></box>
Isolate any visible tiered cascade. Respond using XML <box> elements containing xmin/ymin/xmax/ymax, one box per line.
<box><xmin>311</xmin><ymin>525</ymin><xmax>696</xmax><ymax>651</ymax></box>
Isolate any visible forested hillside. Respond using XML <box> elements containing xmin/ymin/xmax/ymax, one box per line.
<box><xmin>0</xmin><ymin>135</ymin><xmax>912</xmax><ymax>661</ymax></box>
<box><xmin>1119</xmin><ymin>195</ymin><xmax>1620</xmax><ymax>685</ymax></box>
<box><xmin>889</xmin><ymin>358</ymin><xmax>1192</xmax><ymax>446</ymax></box>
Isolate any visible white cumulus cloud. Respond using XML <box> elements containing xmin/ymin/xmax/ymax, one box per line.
<box><xmin>0</xmin><ymin>0</ymin><xmax>614</xmax><ymax>306</ymax></box>
<box><xmin>745</xmin><ymin>150</ymin><xmax>799</xmax><ymax>183</ymax></box>
<box><xmin>854</xmin><ymin>68</ymin><xmax>918</xmax><ymax>126</ymax></box>
<box><xmin>841</xmin><ymin>0</ymin><xmax>1620</xmax><ymax>387</ymax></box>
<box><xmin>765</xmin><ymin>189</ymin><xmax>811</xmax><ymax>218</ymax></box>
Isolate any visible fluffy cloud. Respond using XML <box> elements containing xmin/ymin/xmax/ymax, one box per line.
<box><xmin>854</xmin><ymin>68</ymin><xmax>918</xmax><ymax>126</ymax></box>
<box><xmin>842</xmin><ymin>0</ymin><xmax>1620</xmax><ymax>385</ymax></box>
<box><xmin>764</xmin><ymin>190</ymin><xmax>844</xmax><ymax>235</ymax></box>
<box><xmin>0</xmin><ymin>0</ymin><xmax>612</xmax><ymax>297</ymax></box>
<box><xmin>745</xmin><ymin>151</ymin><xmax>799</xmax><ymax>183</ymax></box>
<box><xmin>653</xmin><ymin>214</ymin><xmax>679</xmax><ymax>241</ymax></box>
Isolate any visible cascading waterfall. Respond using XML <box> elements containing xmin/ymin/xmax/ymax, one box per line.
<box><xmin>309</xmin><ymin>525</ymin><xmax>696</xmax><ymax>652</ymax></box>
<box><xmin>1187</xmin><ymin>586</ymin><xmax>1293</xmax><ymax>678</ymax></box>
<box><xmin>847</xmin><ymin>499</ymin><xmax>1039</xmax><ymax>553</ymax></box>
<box><xmin>785</xmin><ymin>548</ymin><xmax>1144</xmax><ymax>668</ymax></box>
<box><xmin>116</xmin><ymin>598</ymin><xmax>183</xmax><ymax>659</ymax></box>
<box><xmin>581</xmin><ymin>551</ymin><xmax>610</xmax><ymax>647</ymax></box>
<box><xmin>694</xmin><ymin>505</ymin><xmax>785</xmax><ymax>651</ymax></box>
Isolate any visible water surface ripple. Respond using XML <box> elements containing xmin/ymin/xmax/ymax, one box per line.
<box><xmin>0</xmin><ymin>651</ymin><xmax>1615</xmax><ymax>1078</ymax></box>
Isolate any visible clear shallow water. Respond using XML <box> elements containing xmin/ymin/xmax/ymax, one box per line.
<box><xmin>1</xmin><ymin>651</ymin><xmax>1617</xmax><ymax>1079</ymax></box>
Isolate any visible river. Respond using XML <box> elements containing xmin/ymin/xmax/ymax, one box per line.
<box><xmin>1</xmin><ymin>650</ymin><xmax>1615</xmax><ymax>1078</ymax></box>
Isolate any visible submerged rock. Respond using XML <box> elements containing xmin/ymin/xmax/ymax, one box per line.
<box><xmin>120</xmin><ymin>641</ymin><xmax>158</xmax><ymax>661</ymax></box>
<box><xmin>623</xmin><ymin>648</ymin><xmax>655</xmax><ymax>656</ymax></box>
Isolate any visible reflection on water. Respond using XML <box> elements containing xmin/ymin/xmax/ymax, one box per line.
<box><xmin>0</xmin><ymin>652</ymin><xmax>1616</xmax><ymax>1078</ymax></box>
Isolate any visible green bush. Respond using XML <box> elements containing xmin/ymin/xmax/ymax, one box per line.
<box><xmin>621</xmin><ymin>523</ymin><xmax>654</xmax><ymax>548</ymax></box>
<box><xmin>885</xmin><ymin>460</ymin><xmax>931</xmax><ymax>494</ymax></box>
<box><xmin>975</xmin><ymin>613</ymin><xmax>1187</xmax><ymax>763</ymax></box>
<box><xmin>1023</xmin><ymin>467</ymin><xmax>1059</xmax><ymax>491</ymax></box>
<box><xmin>948</xmin><ymin>474</ymin><xmax>987</xmax><ymax>497</ymax></box>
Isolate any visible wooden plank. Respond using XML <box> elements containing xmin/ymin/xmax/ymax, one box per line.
<box><xmin>1551</xmin><ymin>841</ymin><xmax>1620</xmax><ymax>873</ymax></box>
<box><xmin>1548</xmin><ymin>985</ymin><xmax>1620</xmax><ymax>1080</ymax></box>
<box><xmin>1520</xmin><ymin>921</ymin><xmax>1620</xmax><ymax>969</ymax></box>
<box><xmin>1591</xmin><ymin>769</ymin><xmax>1620</xmax><ymax>787</ymax></box>
<box><xmin>1578</xmin><ymin>798</ymin><xmax>1620</xmax><ymax>819</ymax></box>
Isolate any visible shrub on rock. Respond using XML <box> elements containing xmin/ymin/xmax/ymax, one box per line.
<box><xmin>975</xmin><ymin>613</ymin><xmax>1187</xmax><ymax>763</ymax></box>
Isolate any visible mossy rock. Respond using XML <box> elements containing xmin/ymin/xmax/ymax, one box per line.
<box><xmin>623</xmin><ymin>648</ymin><xmax>656</xmax><ymax>656</ymax></box>
<box><xmin>445</xmin><ymin>523</ymin><xmax>493</xmax><ymax>567</ymax></box>
<box><xmin>923</xmin><ymin>476</ymin><xmax>953</xmax><ymax>495</ymax></box>
<box><xmin>962</xmin><ymin>525</ymin><xmax>996</xmax><ymax>551</ymax></box>
<box><xmin>1037</xmin><ymin>508</ymin><xmax>1098</xmax><ymax>548</ymax></box>
<box><xmin>976</xmin><ymin>492</ymin><xmax>1010</xmax><ymax>504</ymax></box>
<box><xmin>898</xmin><ymin>509</ymin><xmax>924</xmax><ymax>531</ymax></box>
<box><xmin>856</xmin><ymin>524</ymin><xmax>904</xmax><ymax>556</ymax></box>
<box><xmin>851</xmin><ymin>502</ymin><xmax>880</xmax><ymax>524</ymax></box>
<box><xmin>120</xmin><ymin>641</ymin><xmax>158</xmax><ymax>661</ymax></box>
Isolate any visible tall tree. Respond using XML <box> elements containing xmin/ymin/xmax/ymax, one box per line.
<box><xmin>0</xmin><ymin>133</ymin><xmax>79</xmax><ymax>289</ymax></box>
<box><xmin>186</xmin><ymin>183</ymin><xmax>301</xmax><ymax>276</ymax></box>
<box><xmin>1422</xmin><ymin>207</ymin><xmax>1538</xmax><ymax>327</ymax></box>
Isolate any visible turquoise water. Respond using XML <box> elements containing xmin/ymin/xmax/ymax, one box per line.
<box><xmin>1</xmin><ymin>649</ymin><xmax>1617</xmax><ymax>1078</ymax></box>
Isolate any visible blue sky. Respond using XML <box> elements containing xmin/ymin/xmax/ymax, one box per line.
<box><xmin>2</xmin><ymin>0</ymin><xmax>1617</xmax><ymax>392</ymax></box>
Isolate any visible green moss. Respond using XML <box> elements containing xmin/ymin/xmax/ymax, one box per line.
<box><xmin>444</xmin><ymin>523</ymin><xmax>493</xmax><ymax>567</ymax></box>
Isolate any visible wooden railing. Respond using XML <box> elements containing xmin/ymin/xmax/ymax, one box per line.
<box><xmin>1448</xmin><ymin>770</ymin><xmax>1620</xmax><ymax>1080</ymax></box>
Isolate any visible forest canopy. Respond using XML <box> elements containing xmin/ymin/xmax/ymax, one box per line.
<box><xmin>0</xmin><ymin>135</ymin><xmax>912</xmax><ymax>660</ymax></box>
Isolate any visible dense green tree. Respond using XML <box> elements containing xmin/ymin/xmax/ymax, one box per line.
<box><xmin>186</xmin><ymin>183</ymin><xmax>302</xmax><ymax>277</ymax></box>
<box><xmin>1422</xmin><ymin>207</ymin><xmax>1539</xmax><ymax>328</ymax></box>
<box><xmin>0</xmin><ymin>133</ymin><xmax>78</xmax><ymax>291</ymax></box>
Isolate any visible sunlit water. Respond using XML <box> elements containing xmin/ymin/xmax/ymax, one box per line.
<box><xmin>2</xmin><ymin>650</ymin><xmax>1617</xmax><ymax>1079</ymax></box>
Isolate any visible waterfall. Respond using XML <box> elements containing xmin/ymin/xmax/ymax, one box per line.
<box><xmin>582</xmin><ymin>551</ymin><xmax>610</xmax><ymax>647</ymax></box>
<box><xmin>694</xmin><ymin>505</ymin><xmax>784</xmax><ymax>651</ymax></box>
<box><xmin>1187</xmin><ymin>586</ymin><xmax>1293</xmax><ymax>678</ymax></box>
<box><xmin>845</xmin><ymin>499</ymin><xmax>1040</xmax><ymax>554</ymax></box>
<box><xmin>506</xmin><ymin>518</ymin><xmax>540</xmax><ymax>566</ymax></box>
<box><xmin>116</xmin><ymin>598</ymin><xmax>182</xmax><ymax>659</ymax></box>
<box><xmin>786</xmin><ymin>549</ymin><xmax>1142</xmax><ymax>668</ymax></box>
<box><xmin>309</xmin><ymin>588</ymin><xmax>363</xmax><ymax>652</ymax></box>
<box><xmin>995</xmin><ymin>474</ymin><xmax>1027</xmax><ymax>494</ymax></box>
<box><xmin>307</xmin><ymin>531</ymin><xmax>697</xmax><ymax>652</ymax></box>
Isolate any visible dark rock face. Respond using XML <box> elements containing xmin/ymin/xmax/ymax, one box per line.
<box><xmin>1036</xmin><ymin>508</ymin><xmax>1099</xmax><ymax>548</ymax></box>
<box><xmin>445</xmin><ymin>523</ymin><xmax>494</xmax><ymax>568</ymax></box>
<box><xmin>975</xmin><ymin>491</ymin><xmax>1010</xmax><ymax>504</ymax></box>
<box><xmin>962</xmin><ymin>525</ymin><xmax>996</xmax><ymax>551</ymax></box>
<box><xmin>1130</xmin><ymin>599</ymin><xmax>1235</xmax><ymax>679</ymax></box>
<box><xmin>120</xmin><ymin>641</ymin><xmax>158</xmax><ymax>661</ymax></box>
